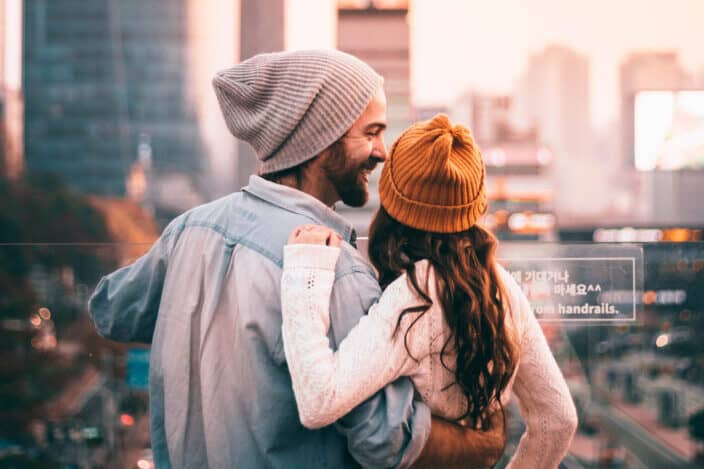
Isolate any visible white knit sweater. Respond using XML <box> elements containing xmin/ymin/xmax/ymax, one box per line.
<box><xmin>281</xmin><ymin>244</ymin><xmax>578</xmax><ymax>468</ymax></box>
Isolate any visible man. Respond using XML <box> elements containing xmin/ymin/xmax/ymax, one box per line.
<box><xmin>90</xmin><ymin>49</ymin><xmax>505</xmax><ymax>468</ymax></box>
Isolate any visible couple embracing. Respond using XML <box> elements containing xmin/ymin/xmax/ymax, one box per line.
<box><xmin>90</xmin><ymin>49</ymin><xmax>577</xmax><ymax>468</ymax></box>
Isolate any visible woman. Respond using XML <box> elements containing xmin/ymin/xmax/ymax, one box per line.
<box><xmin>281</xmin><ymin>114</ymin><xmax>578</xmax><ymax>468</ymax></box>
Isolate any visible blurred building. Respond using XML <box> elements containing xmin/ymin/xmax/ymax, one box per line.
<box><xmin>1</xmin><ymin>0</ymin><xmax>23</xmax><ymax>181</ymax></box>
<box><xmin>620</xmin><ymin>51</ymin><xmax>692</xmax><ymax>168</ymax></box>
<box><xmin>469</xmin><ymin>94</ymin><xmax>514</xmax><ymax>144</ymax></box>
<box><xmin>233</xmin><ymin>0</ymin><xmax>285</xmax><ymax>190</ymax></box>
<box><xmin>449</xmin><ymin>92</ymin><xmax>555</xmax><ymax>240</ymax></box>
<box><xmin>482</xmin><ymin>145</ymin><xmax>556</xmax><ymax>241</ymax></box>
<box><xmin>513</xmin><ymin>45</ymin><xmax>615</xmax><ymax>226</ymax></box>
<box><xmin>451</xmin><ymin>92</ymin><xmax>526</xmax><ymax>145</ymax></box>
<box><xmin>22</xmin><ymin>0</ymin><xmax>206</xmax><ymax>209</ymax></box>
<box><xmin>414</xmin><ymin>105</ymin><xmax>449</xmax><ymax>122</ymax></box>
<box><xmin>338</xmin><ymin>0</ymin><xmax>411</xmax><ymax>138</ymax></box>
<box><xmin>619</xmin><ymin>52</ymin><xmax>703</xmax><ymax>227</ymax></box>
<box><xmin>229</xmin><ymin>0</ymin><xmax>338</xmax><ymax>190</ymax></box>
<box><xmin>514</xmin><ymin>45</ymin><xmax>592</xmax><ymax>160</ymax></box>
<box><xmin>336</xmin><ymin>0</ymin><xmax>411</xmax><ymax>234</ymax></box>
<box><xmin>185</xmin><ymin>0</ymin><xmax>239</xmax><ymax>199</ymax></box>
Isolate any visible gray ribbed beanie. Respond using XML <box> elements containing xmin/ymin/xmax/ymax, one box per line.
<box><xmin>212</xmin><ymin>49</ymin><xmax>384</xmax><ymax>175</ymax></box>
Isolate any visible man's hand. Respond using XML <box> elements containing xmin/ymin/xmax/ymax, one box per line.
<box><xmin>287</xmin><ymin>224</ymin><xmax>342</xmax><ymax>247</ymax></box>
<box><xmin>410</xmin><ymin>411</ymin><xmax>506</xmax><ymax>469</ymax></box>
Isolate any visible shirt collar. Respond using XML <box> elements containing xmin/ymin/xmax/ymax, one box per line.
<box><xmin>242</xmin><ymin>175</ymin><xmax>358</xmax><ymax>246</ymax></box>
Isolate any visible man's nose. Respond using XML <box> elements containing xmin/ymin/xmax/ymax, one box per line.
<box><xmin>373</xmin><ymin>138</ymin><xmax>388</xmax><ymax>162</ymax></box>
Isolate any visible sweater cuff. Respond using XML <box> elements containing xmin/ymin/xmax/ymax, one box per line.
<box><xmin>284</xmin><ymin>244</ymin><xmax>341</xmax><ymax>271</ymax></box>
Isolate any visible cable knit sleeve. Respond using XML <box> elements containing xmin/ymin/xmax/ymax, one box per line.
<box><xmin>504</xmin><ymin>277</ymin><xmax>578</xmax><ymax>469</ymax></box>
<box><xmin>281</xmin><ymin>244</ymin><xmax>424</xmax><ymax>430</ymax></box>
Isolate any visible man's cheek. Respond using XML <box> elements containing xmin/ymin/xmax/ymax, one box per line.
<box><xmin>347</xmin><ymin>138</ymin><xmax>371</xmax><ymax>154</ymax></box>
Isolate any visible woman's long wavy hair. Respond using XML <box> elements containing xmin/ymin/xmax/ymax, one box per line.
<box><xmin>368</xmin><ymin>206</ymin><xmax>519</xmax><ymax>429</ymax></box>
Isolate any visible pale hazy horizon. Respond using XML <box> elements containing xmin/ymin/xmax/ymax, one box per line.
<box><xmin>410</xmin><ymin>0</ymin><xmax>704</xmax><ymax>132</ymax></box>
<box><xmin>5</xmin><ymin>0</ymin><xmax>704</xmax><ymax>134</ymax></box>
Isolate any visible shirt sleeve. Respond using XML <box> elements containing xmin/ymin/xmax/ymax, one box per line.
<box><xmin>282</xmin><ymin>243</ymin><xmax>431</xmax><ymax>469</ymax></box>
<box><xmin>281</xmin><ymin>244</ymin><xmax>426</xmax><ymax>430</ymax></box>
<box><xmin>88</xmin><ymin>222</ymin><xmax>179</xmax><ymax>344</ymax></box>
<box><xmin>504</xmin><ymin>278</ymin><xmax>579</xmax><ymax>469</ymax></box>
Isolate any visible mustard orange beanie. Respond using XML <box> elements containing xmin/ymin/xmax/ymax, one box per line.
<box><xmin>379</xmin><ymin>114</ymin><xmax>487</xmax><ymax>233</ymax></box>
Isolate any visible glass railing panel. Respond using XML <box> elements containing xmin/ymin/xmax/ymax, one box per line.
<box><xmin>2</xmin><ymin>241</ymin><xmax>703</xmax><ymax>467</ymax></box>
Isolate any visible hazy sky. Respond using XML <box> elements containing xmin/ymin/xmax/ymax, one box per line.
<box><xmin>5</xmin><ymin>0</ymin><xmax>704</xmax><ymax>133</ymax></box>
<box><xmin>410</xmin><ymin>0</ymin><xmax>704</xmax><ymax>131</ymax></box>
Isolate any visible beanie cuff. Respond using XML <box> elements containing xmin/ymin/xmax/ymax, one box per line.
<box><xmin>379</xmin><ymin>165</ymin><xmax>487</xmax><ymax>233</ymax></box>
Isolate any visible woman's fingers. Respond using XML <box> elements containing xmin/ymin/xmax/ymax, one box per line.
<box><xmin>287</xmin><ymin>225</ymin><xmax>342</xmax><ymax>246</ymax></box>
<box><xmin>287</xmin><ymin>226</ymin><xmax>303</xmax><ymax>244</ymax></box>
<box><xmin>327</xmin><ymin>232</ymin><xmax>343</xmax><ymax>247</ymax></box>
<box><xmin>287</xmin><ymin>224</ymin><xmax>321</xmax><ymax>243</ymax></box>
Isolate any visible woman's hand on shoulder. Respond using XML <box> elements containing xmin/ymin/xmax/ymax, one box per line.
<box><xmin>287</xmin><ymin>224</ymin><xmax>342</xmax><ymax>247</ymax></box>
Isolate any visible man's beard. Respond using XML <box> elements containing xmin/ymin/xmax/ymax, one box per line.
<box><xmin>323</xmin><ymin>142</ymin><xmax>376</xmax><ymax>207</ymax></box>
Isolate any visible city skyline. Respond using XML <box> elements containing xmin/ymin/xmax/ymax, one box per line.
<box><xmin>5</xmin><ymin>0</ymin><xmax>704</xmax><ymax>136</ymax></box>
<box><xmin>0</xmin><ymin>3</ymin><xmax>703</xmax><ymax>465</ymax></box>
<box><xmin>7</xmin><ymin>0</ymin><xmax>704</xmax><ymax>134</ymax></box>
<box><xmin>2</xmin><ymin>0</ymin><xmax>703</xmax><ymax>227</ymax></box>
<box><xmin>410</xmin><ymin>0</ymin><xmax>704</xmax><ymax>132</ymax></box>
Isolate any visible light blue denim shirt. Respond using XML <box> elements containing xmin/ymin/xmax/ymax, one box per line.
<box><xmin>89</xmin><ymin>175</ymin><xmax>431</xmax><ymax>468</ymax></box>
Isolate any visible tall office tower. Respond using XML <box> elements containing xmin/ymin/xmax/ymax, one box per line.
<box><xmin>514</xmin><ymin>45</ymin><xmax>592</xmax><ymax>161</ymax></box>
<box><xmin>338</xmin><ymin>0</ymin><xmax>411</xmax><ymax>138</ymax></box>
<box><xmin>620</xmin><ymin>51</ymin><xmax>691</xmax><ymax>167</ymax></box>
<box><xmin>1</xmin><ymin>0</ymin><xmax>23</xmax><ymax>181</ymax></box>
<box><xmin>23</xmin><ymin>0</ymin><xmax>205</xmax><ymax>208</ymax></box>
<box><xmin>513</xmin><ymin>45</ymin><xmax>599</xmax><ymax>222</ymax></box>
<box><xmin>185</xmin><ymin>0</ymin><xmax>239</xmax><ymax>199</ymax></box>
<box><xmin>336</xmin><ymin>0</ymin><xmax>411</xmax><ymax>233</ymax></box>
